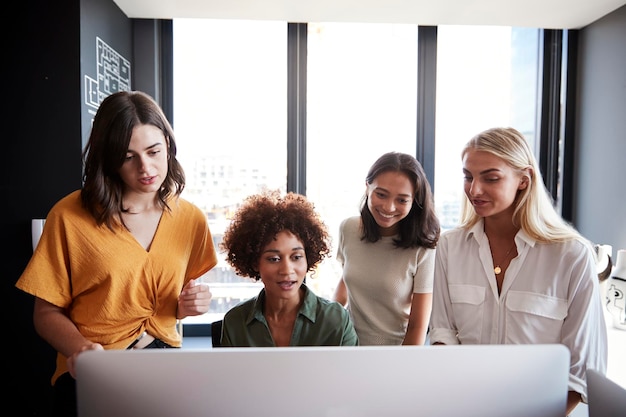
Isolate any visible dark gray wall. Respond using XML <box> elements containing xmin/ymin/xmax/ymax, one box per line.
<box><xmin>5</xmin><ymin>0</ymin><xmax>131</xmax><ymax>415</ymax></box>
<box><xmin>575</xmin><ymin>5</ymin><xmax>626</xmax><ymax>255</ymax></box>
<box><xmin>5</xmin><ymin>1</ymin><xmax>82</xmax><ymax>415</ymax></box>
<box><xmin>5</xmin><ymin>0</ymin><xmax>165</xmax><ymax>411</ymax></box>
<box><xmin>80</xmin><ymin>0</ymin><xmax>133</xmax><ymax>146</ymax></box>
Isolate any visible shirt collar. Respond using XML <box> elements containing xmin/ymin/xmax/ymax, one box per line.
<box><xmin>246</xmin><ymin>283</ymin><xmax>318</xmax><ymax>325</ymax></box>
<box><xmin>466</xmin><ymin>218</ymin><xmax>536</xmax><ymax>248</ymax></box>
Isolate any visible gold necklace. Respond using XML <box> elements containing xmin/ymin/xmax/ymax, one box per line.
<box><xmin>493</xmin><ymin>242</ymin><xmax>516</xmax><ymax>275</ymax></box>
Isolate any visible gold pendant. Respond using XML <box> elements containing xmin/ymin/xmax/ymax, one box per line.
<box><xmin>494</xmin><ymin>266</ymin><xmax>502</xmax><ymax>274</ymax></box>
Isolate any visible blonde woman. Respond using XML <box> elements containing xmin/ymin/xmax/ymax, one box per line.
<box><xmin>429</xmin><ymin>127</ymin><xmax>607</xmax><ymax>416</ymax></box>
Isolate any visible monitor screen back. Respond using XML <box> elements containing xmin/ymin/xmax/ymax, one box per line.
<box><xmin>76</xmin><ymin>344</ymin><xmax>569</xmax><ymax>417</ymax></box>
<box><xmin>586</xmin><ymin>368</ymin><xmax>626</xmax><ymax>417</ymax></box>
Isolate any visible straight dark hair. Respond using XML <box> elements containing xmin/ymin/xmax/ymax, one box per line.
<box><xmin>360</xmin><ymin>152</ymin><xmax>440</xmax><ymax>249</ymax></box>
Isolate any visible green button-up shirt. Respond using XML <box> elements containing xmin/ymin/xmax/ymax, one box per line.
<box><xmin>221</xmin><ymin>284</ymin><xmax>358</xmax><ymax>347</ymax></box>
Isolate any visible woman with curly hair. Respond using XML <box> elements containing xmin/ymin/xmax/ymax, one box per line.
<box><xmin>218</xmin><ymin>190</ymin><xmax>358</xmax><ymax>347</ymax></box>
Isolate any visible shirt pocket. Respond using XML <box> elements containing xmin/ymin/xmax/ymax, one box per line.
<box><xmin>449</xmin><ymin>284</ymin><xmax>486</xmax><ymax>342</ymax></box>
<box><xmin>505</xmin><ymin>291</ymin><xmax>567</xmax><ymax>344</ymax></box>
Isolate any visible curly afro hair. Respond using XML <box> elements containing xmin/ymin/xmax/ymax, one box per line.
<box><xmin>219</xmin><ymin>190</ymin><xmax>332</xmax><ymax>281</ymax></box>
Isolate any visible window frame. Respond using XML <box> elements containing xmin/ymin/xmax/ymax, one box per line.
<box><xmin>149</xmin><ymin>20</ymin><xmax>573</xmax><ymax>335</ymax></box>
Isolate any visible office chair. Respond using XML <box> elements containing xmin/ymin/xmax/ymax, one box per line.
<box><xmin>211</xmin><ymin>320</ymin><xmax>223</xmax><ymax>348</ymax></box>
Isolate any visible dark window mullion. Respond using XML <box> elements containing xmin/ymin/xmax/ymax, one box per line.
<box><xmin>538</xmin><ymin>29</ymin><xmax>563</xmax><ymax>203</ymax></box>
<box><xmin>160</xmin><ymin>20</ymin><xmax>174</xmax><ymax>125</ymax></box>
<box><xmin>560</xmin><ymin>29</ymin><xmax>578</xmax><ymax>222</ymax></box>
<box><xmin>287</xmin><ymin>23</ymin><xmax>307</xmax><ymax>195</ymax></box>
<box><xmin>132</xmin><ymin>19</ymin><xmax>173</xmax><ymax>123</ymax></box>
<box><xmin>416</xmin><ymin>26</ymin><xmax>437</xmax><ymax>191</ymax></box>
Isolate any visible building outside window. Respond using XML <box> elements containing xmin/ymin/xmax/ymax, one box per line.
<box><xmin>434</xmin><ymin>26</ymin><xmax>539</xmax><ymax>231</ymax></box>
<box><xmin>173</xmin><ymin>20</ymin><xmax>540</xmax><ymax>326</ymax></box>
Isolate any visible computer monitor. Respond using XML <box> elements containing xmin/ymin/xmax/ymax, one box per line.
<box><xmin>76</xmin><ymin>344</ymin><xmax>569</xmax><ymax>417</ymax></box>
<box><xmin>586</xmin><ymin>368</ymin><xmax>626</xmax><ymax>417</ymax></box>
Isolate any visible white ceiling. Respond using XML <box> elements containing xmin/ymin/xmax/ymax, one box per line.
<box><xmin>112</xmin><ymin>0</ymin><xmax>626</xmax><ymax>29</ymax></box>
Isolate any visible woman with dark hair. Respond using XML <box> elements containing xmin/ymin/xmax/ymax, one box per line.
<box><xmin>332</xmin><ymin>152</ymin><xmax>440</xmax><ymax>345</ymax></box>
<box><xmin>16</xmin><ymin>90</ymin><xmax>218</xmax><ymax>417</ymax></box>
<box><xmin>219</xmin><ymin>190</ymin><xmax>358</xmax><ymax>347</ymax></box>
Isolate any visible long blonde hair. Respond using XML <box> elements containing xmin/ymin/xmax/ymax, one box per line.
<box><xmin>459</xmin><ymin>127</ymin><xmax>581</xmax><ymax>243</ymax></box>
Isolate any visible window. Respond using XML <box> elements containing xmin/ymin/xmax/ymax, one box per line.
<box><xmin>306</xmin><ymin>22</ymin><xmax>418</xmax><ymax>300</ymax></box>
<box><xmin>173</xmin><ymin>19</ymin><xmax>287</xmax><ymax>324</ymax></box>
<box><xmin>173</xmin><ymin>20</ymin><xmax>541</xmax><ymax>325</ymax></box>
<box><xmin>434</xmin><ymin>26</ymin><xmax>540</xmax><ymax>230</ymax></box>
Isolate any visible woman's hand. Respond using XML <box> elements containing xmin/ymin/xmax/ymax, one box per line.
<box><xmin>177</xmin><ymin>279</ymin><xmax>212</xmax><ymax>319</ymax></box>
<box><xmin>67</xmin><ymin>342</ymin><xmax>104</xmax><ymax>378</ymax></box>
